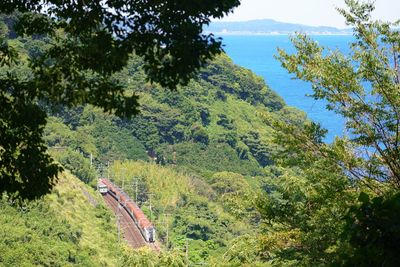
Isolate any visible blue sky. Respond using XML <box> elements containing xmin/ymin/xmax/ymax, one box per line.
<box><xmin>217</xmin><ymin>0</ymin><xmax>400</xmax><ymax>28</ymax></box>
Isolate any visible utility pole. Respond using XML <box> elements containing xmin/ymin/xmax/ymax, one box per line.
<box><xmin>131</xmin><ymin>177</ymin><xmax>139</xmax><ymax>204</ymax></box>
<box><xmin>121</xmin><ymin>168</ymin><xmax>126</xmax><ymax>191</ymax></box>
<box><xmin>149</xmin><ymin>194</ymin><xmax>152</xmax><ymax>221</ymax></box>
<box><xmin>131</xmin><ymin>179</ymin><xmax>135</xmax><ymax>202</ymax></box>
<box><xmin>117</xmin><ymin>203</ymin><xmax>122</xmax><ymax>243</ymax></box>
<box><xmin>147</xmin><ymin>192</ymin><xmax>154</xmax><ymax>221</ymax></box>
<box><xmin>135</xmin><ymin>178</ymin><xmax>138</xmax><ymax>204</ymax></box>
<box><xmin>164</xmin><ymin>213</ymin><xmax>171</xmax><ymax>250</ymax></box>
<box><xmin>107</xmin><ymin>161</ymin><xmax>109</xmax><ymax>179</ymax></box>
<box><xmin>185</xmin><ymin>239</ymin><xmax>189</xmax><ymax>266</ymax></box>
<box><xmin>166</xmin><ymin>220</ymin><xmax>169</xmax><ymax>250</ymax></box>
<box><xmin>90</xmin><ymin>153</ymin><xmax>93</xmax><ymax>168</ymax></box>
<box><xmin>117</xmin><ymin>215</ymin><xmax>120</xmax><ymax>243</ymax></box>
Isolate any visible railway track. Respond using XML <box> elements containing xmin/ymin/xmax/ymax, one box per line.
<box><xmin>102</xmin><ymin>193</ymin><xmax>160</xmax><ymax>251</ymax></box>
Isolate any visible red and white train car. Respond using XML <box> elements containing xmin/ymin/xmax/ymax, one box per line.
<box><xmin>99</xmin><ymin>178</ymin><xmax>156</xmax><ymax>242</ymax></box>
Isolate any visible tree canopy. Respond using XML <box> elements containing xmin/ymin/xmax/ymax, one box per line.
<box><xmin>250</xmin><ymin>0</ymin><xmax>400</xmax><ymax>265</ymax></box>
<box><xmin>276</xmin><ymin>0</ymin><xmax>400</xmax><ymax>189</ymax></box>
<box><xmin>0</xmin><ymin>0</ymin><xmax>240</xmax><ymax>200</ymax></box>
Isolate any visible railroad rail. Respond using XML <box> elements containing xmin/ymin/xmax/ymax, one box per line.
<box><xmin>99</xmin><ymin>178</ymin><xmax>159</xmax><ymax>251</ymax></box>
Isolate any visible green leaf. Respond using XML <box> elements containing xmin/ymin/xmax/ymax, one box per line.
<box><xmin>358</xmin><ymin>192</ymin><xmax>370</xmax><ymax>203</ymax></box>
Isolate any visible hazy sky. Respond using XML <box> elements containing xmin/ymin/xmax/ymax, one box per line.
<box><xmin>217</xmin><ymin>0</ymin><xmax>400</xmax><ymax>28</ymax></box>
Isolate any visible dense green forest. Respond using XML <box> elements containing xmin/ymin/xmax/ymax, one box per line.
<box><xmin>0</xmin><ymin>12</ymin><xmax>292</xmax><ymax>264</ymax></box>
<box><xmin>1</xmin><ymin>23</ymin><xmax>293</xmax><ymax>264</ymax></box>
<box><xmin>42</xmin><ymin>50</ymin><xmax>292</xmax><ymax>265</ymax></box>
<box><xmin>1</xmin><ymin>0</ymin><xmax>400</xmax><ymax>266</ymax></box>
<box><xmin>45</xmin><ymin>52</ymin><xmax>287</xmax><ymax>177</ymax></box>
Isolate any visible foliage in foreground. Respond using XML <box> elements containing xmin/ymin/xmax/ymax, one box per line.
<box><xmin>238</xmin><ymin>0</ymin><xmax>400</xmax><ymax>266</ymax></box>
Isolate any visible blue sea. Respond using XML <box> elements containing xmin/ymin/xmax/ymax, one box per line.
<box><xmin>220</xmin><ymin>35</ymin><xmax>354</xmax><ymax>142</ymax></box>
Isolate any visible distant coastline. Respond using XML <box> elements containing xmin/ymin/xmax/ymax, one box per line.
<box><xmin>206</xmin><ymin>31</ymin><xmax>352</xmax><ymax>36</ymax></box>
<box><xmin>205</xmin><ymin>19</ymin><xmax>352</xmax><ymax>36</ymax></box>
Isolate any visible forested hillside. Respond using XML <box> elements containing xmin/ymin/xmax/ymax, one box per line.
<box><xmin>41</xmin><ymin>50</ymin><xmax>301</xmax><ymax>264</ymax></box>
<box><xmin>1</xmin><ymin>27</ymin><xmax>306</xmax><ymax>265</ymax></box>
<box><xmin>45</xmin><ymin>52</ymin><xmax>290</xmax><ymax>178</ymax></box>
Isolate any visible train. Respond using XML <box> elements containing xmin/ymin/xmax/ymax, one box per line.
<box><xmin>98</xmin><ymin>182</ymin><xmax>108</xmax><ymax>194</ymax></box>
<box><xmin>98</xmin><ymin>178</ymin><xmax>156</xmax><ymax>243</ymax></box>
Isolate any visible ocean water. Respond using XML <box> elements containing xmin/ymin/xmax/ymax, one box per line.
<box><xmin>220</xmin><ymin>35</ymin><xmax>354</xmax><ymax>142</ymax></box>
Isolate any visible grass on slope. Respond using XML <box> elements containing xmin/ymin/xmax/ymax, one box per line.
<box><xmin>0</xmin><ymin>170</ymin><xmax>191</xmax><ymax>266</ymax></box>
<box><xmin>110</xmin><ymin>160</ymin><xmax>192</xmax><ymax>211</ymax></box>
<box><xmin>0</xmin><ymin>172</ymin><xmax>127</xmax><ymax>266</ymax></box>
<box><xmin>47</xmin><ymin>171</ymin><xmax>125</xmax><ymax>266</ymax></box>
